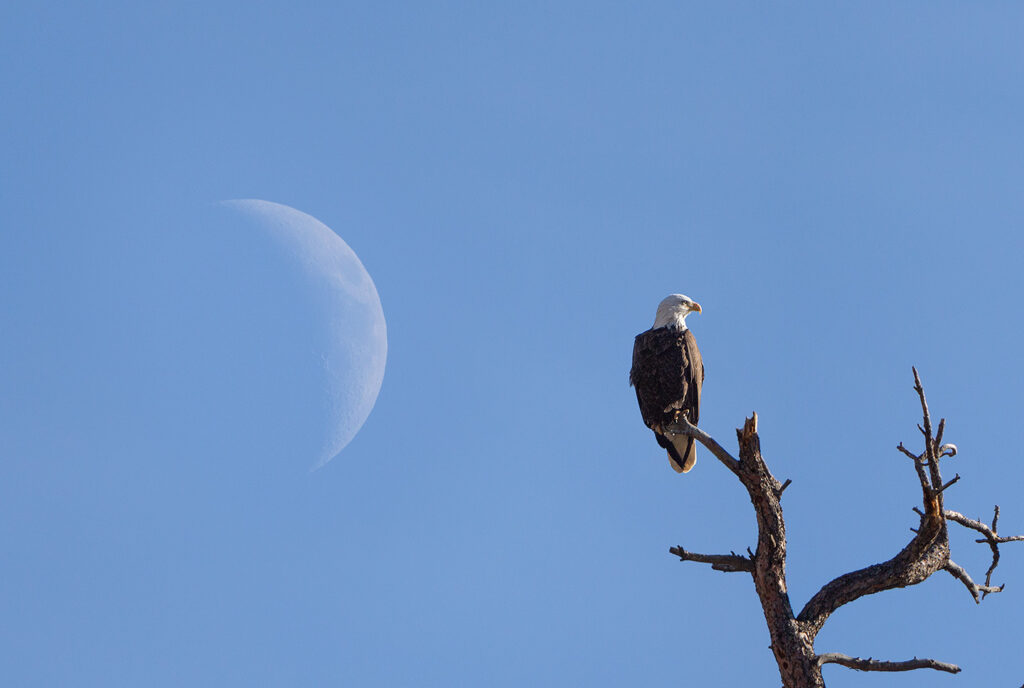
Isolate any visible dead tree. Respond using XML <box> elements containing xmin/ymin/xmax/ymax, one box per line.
<box><xmin>664</xmin><ymin>368</ymin><xmax>1022</xmax><ymax>687</ymax></box>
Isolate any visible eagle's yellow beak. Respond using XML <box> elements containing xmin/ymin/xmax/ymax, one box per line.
<box><xmin>691</xmin><ymin>302</ymin><xmax>702</xmax><ymax>314</ymax></box>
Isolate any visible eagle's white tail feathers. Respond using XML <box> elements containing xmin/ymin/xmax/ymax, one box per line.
<box><xmin>667</xmin><ymin>452</ymin><xmax>685</xmax><ymax>473</ymax></box>
<box><xmin>668</xmin><ymin>435</ymin><xmax>697</xmax><ymax>473</ymax></box>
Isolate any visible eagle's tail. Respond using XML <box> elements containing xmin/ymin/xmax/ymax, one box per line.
<box><xmin>661</xmin><ymin>433</ymin><xmax>697</xmax><ymax>474</ymax></box>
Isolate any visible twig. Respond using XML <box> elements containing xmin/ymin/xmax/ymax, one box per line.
<box><xmin>897</xmin><ymin>442</ymin><xmax>930</xmax><ymax>492</ymax></box>
<box><xmin>943</xmin><ymin>560</ymin><xmax>1003</xmax><ymax>603</ymax></box>
<box><xmin>896</xmin><ymin>443</ymin><xmax>920</xmax><ymax>461</ymax></box>
<box><xmin>976</xmin><ymin>534</ymin><xmax>1024</xmax><ymax>544</ymax></box>
<box><xmin>817</xmin><ymin>652</ymin><xmax>960</xmax><ymax>674</ymax></box>
<box><xmin>934</xmin><ymin>474</ymin><xmax>960</xmax><ymax>496</ymax></box>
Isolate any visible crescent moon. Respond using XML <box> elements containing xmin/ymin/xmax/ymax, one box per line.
<box><xmin>221</xmin><ymin>199</ymin><xmax>387</xmax><ymax>469</ymax></box>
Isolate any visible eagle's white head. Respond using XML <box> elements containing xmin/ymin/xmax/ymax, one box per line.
<box><xmin>653</xmin><ymin>293</ymin><xmax>702</xmax><ymax>330</ymax></box>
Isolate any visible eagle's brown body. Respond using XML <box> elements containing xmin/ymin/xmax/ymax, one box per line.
<box><xmin>630</xmin><ymin>326</ymin><xmax>704</xmax><ymax>473</ymax></box>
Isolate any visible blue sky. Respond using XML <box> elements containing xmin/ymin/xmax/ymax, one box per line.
<box><xmin>3</xmin><ymin>3</ymin><xmax>1024</xmax><ymax>686</ymax></box>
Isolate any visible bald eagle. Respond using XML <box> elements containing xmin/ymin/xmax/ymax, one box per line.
<box><xmin>630</xmin><ymin>294</ymin><xmax>704</xmax><ymax>473</ymax></box>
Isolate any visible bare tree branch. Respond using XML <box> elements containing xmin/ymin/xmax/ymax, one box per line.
<box><xmin>669</xmin><ymin>546</ymin><xmax>752</xmax><ymax>573</ymax></box>
<box><xmin>945</xmin><ymin>508</ymin><xmax>1024</xmax><ymax>545</ymax></box>
<box><xmin>796</xmin><ymin>526</ymin><xmax>948</xmax><ymax>639</ymax></box>
<box><xmin>797</xmin><ymin>368</ymin><xmax>978</xmax><ymax>641</ymax></box>
<box><xmin>662</xmin><ymin>415</ymin><xmax>741</xmax><ymax>477</ymax></box>
<box><xmin>798</xmin><ymin>385</ymin><xmax>950</xmax><ymax>638</ymax></box>
<box><xmin>817</xmin><ymin>652</ymin><xmax>960</xmax><ymax>674</ymax></box>
<box><xmin>912</xmin><ymin>368</ymin><xmax>946</xmax><ymax>497</ymax></box>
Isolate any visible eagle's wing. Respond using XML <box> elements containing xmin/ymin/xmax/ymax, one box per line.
<box><xmin>682</xmin><ymin>329</ymin><xmax>703</xmax><ymax>426</ymax></box>
<box><xmin>630</xmin><ymin>329</ymin><xmax>685</xmax><ymax>428</ymax></box>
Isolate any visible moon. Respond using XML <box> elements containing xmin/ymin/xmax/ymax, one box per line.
<box><xmin>220</xmin><ymin>199</ymin><xmax>387</xmax><ymax>469</ymax></box>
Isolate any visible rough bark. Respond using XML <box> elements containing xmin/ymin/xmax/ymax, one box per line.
<box><xmin>663</xmin><ymin>369</ymin><xmax>1021</xmax><ymax>687</ymax></box>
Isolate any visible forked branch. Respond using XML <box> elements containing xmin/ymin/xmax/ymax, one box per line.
<box><xmin>945</xmin><ymin>506</ymin><xmax>1024</xmax><ymax>598</ymax></box>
